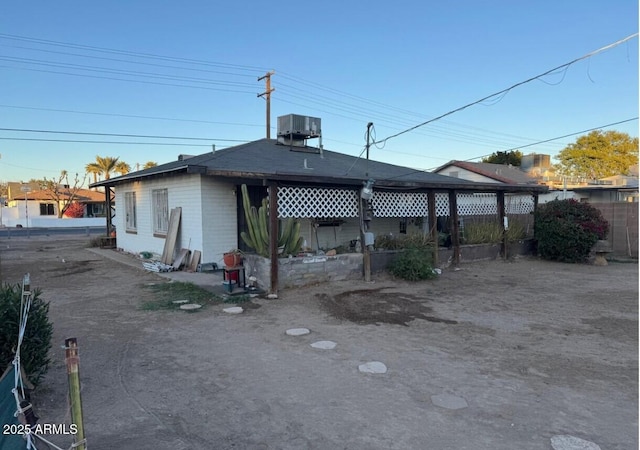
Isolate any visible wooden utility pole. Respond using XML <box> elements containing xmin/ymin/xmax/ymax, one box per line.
<box><xmin>362</xmin><ymin>123</ymin><xmax>374</xmax><ymax>282</ymax></box>
<box><xmin>258</xmin><ymin>71</ymin><xmax>275</xmax><ymax>139</ymax></box>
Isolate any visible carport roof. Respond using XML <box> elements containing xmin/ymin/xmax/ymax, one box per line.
<box><xmin>90</xmin><ymin>139</ymin><xmax>548</xmax><ymax>193</ymax></box>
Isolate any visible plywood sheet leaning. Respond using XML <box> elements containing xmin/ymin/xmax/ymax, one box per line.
<box><xmin>161</xmin><ymin>207</ymin><xmax>182</xmax><ymax>264</ymax></box>
<box><xmin>187</xmin><ymin>250</ymin><xmax>201</xmax><ymax>272</ymax></box>
<box><xmin>172</xmin><ymin>248</ymin><xmax>191</xmax><ymax>270</ymax></box>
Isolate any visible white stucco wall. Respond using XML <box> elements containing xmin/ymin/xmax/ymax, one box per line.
<box><xmin>114</xmin><ymin>174</ymin><xmax>238</xmax><ymax>265</ymax></box>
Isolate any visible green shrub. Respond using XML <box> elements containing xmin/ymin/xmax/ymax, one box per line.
<box><xmin>0</xmin><ymin>283</ymin><xmax>53</xmax><ymax>387</ymax></box>
<box><xmin>388</xmin><ymin>248</ymin><xmax>437</xmax><ymax>281</ymax></box>
<box><xmin>534</xmin><ymin>199</ymin><xmax>609</xmax><ymax>263</ymax></box>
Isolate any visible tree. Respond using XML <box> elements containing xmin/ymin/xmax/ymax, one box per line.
<box><xmin>143</xmin><ymin>161</ymin><xmax>158</xmax><ymax>169</ymax></box>
<box><xmin>555</xmin><ymin>130</ymin><xmax>639</xmax><ymax>180</ymax></box>
<box><xmin>63</xmin><ymin>202</ymin><xmax>85</xmax><ymax>218</ymax></box>
<box><xmin>85</xmin><ymin>156</ymin><xmax>120</xmax><ymax>181</ymax></box>
<box><xmin>481</xmin><ymin>150</ymin><xmax>523</xmax><ymax>166</ymax></box>
<box><xmin>114</xmin><ymin>161</ymin><xmax>131</xmax><ymax>176</ymax></box>
<box><xmin>42</xmin><ymin>171</ymin><xmax>87</xmax><ymax>218</ymax></box>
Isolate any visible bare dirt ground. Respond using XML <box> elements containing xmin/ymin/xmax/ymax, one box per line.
<box><xmin>1</xmin><ymin>235</ymin><xmax>638</xmax><ymax>450</ymax></box>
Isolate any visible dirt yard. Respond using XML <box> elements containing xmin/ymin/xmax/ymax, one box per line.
<box><xmin>1</xmin><ymin>235</ymin><xmax>638</xmax><ymax>450</ymax></box>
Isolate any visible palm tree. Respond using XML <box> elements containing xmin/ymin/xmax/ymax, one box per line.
<box><xmin>85</xmin><ymin>156</ymin><xmax>120</xmax><ymax>181</ymax></box>
<box><xmin>114</xmin><ymin>161</ymin><xmax>131</xmax><ymax>176</ymax></box>
<box><xmin>143</xmin><ymin>161</ymin><xmax>158</xmax><ymax>169</ymax></box>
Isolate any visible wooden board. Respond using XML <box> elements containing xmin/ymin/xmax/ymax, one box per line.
<box><xmin>172</xmin><ymin>248</ymin><xmax>190</xmax><ymax>270</ymax></box>
<box><xmin>186</xmin><ymin>250</ymin><xmax>201</xmax><ymax>272</ymax></box>
<box><xmin>161</xmin><ymin>207</ymin><xmax>182</xmax><ymax>264</ymax></box>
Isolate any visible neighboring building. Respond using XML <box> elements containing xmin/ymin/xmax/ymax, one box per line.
<box><xmin>433</xmin><ymin>160</ymin><xmax>538</xmax><ymax>185</ymax></box>
<box><xmin>2</xmin><ymin>185</ymin><xmax>107</xmax><ymax>227</ymax></box>
<box><xmin>91</xmin><ymin>114</ymin><xmax>547</xmax><ymax>280</ymax></box>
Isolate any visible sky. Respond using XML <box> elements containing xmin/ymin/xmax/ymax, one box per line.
<box><xmin>0</xmin><ymin>1</ymin><xmax>638</xmax><ymax>185</ymax></box>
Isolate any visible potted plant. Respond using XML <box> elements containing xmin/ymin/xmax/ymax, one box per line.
<box><xmin>223</xmin><ymin>249</ymin><xmax>243</xmax><ymax>267</ymax></box>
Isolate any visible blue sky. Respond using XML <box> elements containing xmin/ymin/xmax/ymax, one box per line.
<box><xmin>0</xmin><ymin>1</ymin><xmax>638</xmax><ymax>184</ymax></box>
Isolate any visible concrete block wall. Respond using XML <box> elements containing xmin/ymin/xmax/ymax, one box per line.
<box><xmin>244</xmin><ymin>253</ymin><xmax>363</xmax><ymax>291</ymax></box>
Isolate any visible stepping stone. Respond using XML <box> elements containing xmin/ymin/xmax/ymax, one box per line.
<box><xmin>358</xmin><ymin>361</ymin><xmax>387</xmax><ymax>374</ymax></box>
<box><xmin>223</xmin><ymin>307</ymin><xmax>243</xmax><ymax>314</ymax></box>
<box><xmin>179</xmin><ymin>303</ymin><xmax>202</xmax><ymax>310</ymax></box>
<box><xmin>550</xmin><ymin>435</ymin><xmax>601</xmax><ymax>450</ymax></box>
<box><xmin>431</xmin><ymin>393</ymin><xmax>468</xmax><ymax>410</ymax></box>
<box><xmin>172</xmin><ymin>300</ymin><xmax>189</xmax><ymax>304</ymax></box>
<box><xmin>310</xmin><ymin>340</ymin><xmax>336</xmax><ymax>350</ymax></box>
<box><xmin>286</xmin><ymin>328</ymin><xmax>310</xmax><ymax>336</ymax></box>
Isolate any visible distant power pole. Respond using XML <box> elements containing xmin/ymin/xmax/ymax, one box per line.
<box><xmin>258</xmin><ymin>71</ymin><xmax>275</xmax><ymax>139</ymax></box>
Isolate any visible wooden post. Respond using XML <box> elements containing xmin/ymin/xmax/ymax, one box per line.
<box><xmin>65</xmin><ymin>338</ymin><xmax>86</xmax><ymax>450</ymax></box>
<box><xmin>268</xmin><ymin>182</ymin><xmax>279</xmax><ymax>295</ymax></box>
<box><xmin>497</xmin><ymin>191</ymin><xmax>506</xmax><ymax>260</ymax></box>
<box><xmin>448</xmin><ymin>190</ymin><xmax>460</xmax><ymax>266</ymax></box>
<box><xmin>427</xmin><ymin>190</ymin><xmax>438</xmax><ymax>266</ymax></box>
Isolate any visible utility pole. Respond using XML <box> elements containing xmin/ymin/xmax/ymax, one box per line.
<box><xmin>362</xmin><ymin>122</ymin><xmax>374</xmax><ymax>282</ymax></box>
<box><xmin>258</xmin><ymin>71</ymin><xmax>275</xmax><ymax>139</ymax></box>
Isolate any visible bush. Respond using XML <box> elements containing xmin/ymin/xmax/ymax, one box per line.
<box><xmin>0</xmin><ymin>283</ymin><xmax>53</xmax><ymax>387</ymax></box>
<box><xmin>388</xmin><ymin>247</ymin><xmax>437</xmax><ymax>281</ymax></box>
<box><xmin>375</xmin><ymin>233</ymin><xmax>435</xmax><ymax>251</ymax></box>
<box><xmin>534</xmin><ymin>199</ymin><xmax>609</xmax><ymax>263</ymax></box>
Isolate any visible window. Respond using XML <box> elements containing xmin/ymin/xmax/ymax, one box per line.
<box><xmin>39</xmin><ymin>203</ymin><xmax>55</xmax><ymax>216</ymax></box>
<box><xmin>152</xmin><ymin>189</ymin><xmax>169</xmax><ymax>236</ymax></box>
<box><xmin>125</xmin><ymin>192</ymin><xmax>137</xmax><ymax>232</ymax></box>
<box><xmin>449</xmin><ymin>171</ymin><xmax>459</xmax><ymax>178</ymax></box>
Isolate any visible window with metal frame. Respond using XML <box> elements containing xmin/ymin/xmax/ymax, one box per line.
<box><xmin>125</xmin><ymin>192</ymin><xmax>137</xmax><ymax>232</ymax></box>
<box><xmin>152</xmin><ymin>189</ymin><xmax>169</xmax><ymax>235</ymax></box>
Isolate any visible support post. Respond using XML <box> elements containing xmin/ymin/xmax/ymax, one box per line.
<box><xmin>268</xmin><ymin>182</ymin><xmax>279</xmax><ymax>294</ymax></box>
<box><xmin>427</xmin><ymin>190</ymin><xmax>438</xmax><ymax>266</ymax></box>
<box><xmin>448</xmin><ymin>190</ymin><xmax>460</xmax><ymax>266</ymax></box>
<box><xmin>105</xmin><ymin>187</ymin><xmax>113</xmax><ymax>236</ymax></box>
<box><xmin>497</xmin><ymin>191</ymin><xmax>506</xmax><ymax>260</ymax></box>
<box><xmin>65</xmin><ymin>338</ymin><xmax>86</xmax><ymax>450</ymax></box>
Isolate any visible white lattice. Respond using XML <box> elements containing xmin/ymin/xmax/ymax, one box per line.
<box><xmin>457</xmin><ymin>193</ymin><xmax>497</xmax><ymax>215</ymax></box>
<box><xmin>506</xmin><ymin>195</ymin><xmax>535</xmax><ymax>214</ymax></box>
<box><xmin>435</xmin><ymin>193</ymin><xmax>449</xmax><ymax>217</ymax></box>
<box><xmin>278</xmin><ymin>186</ymin><xmax>358</xmax><ymax>218</ymax></box>
<box><xmin>372</xmin><ymin>192</ymin><xmax>429</xmax><ymax>217</ymax></box>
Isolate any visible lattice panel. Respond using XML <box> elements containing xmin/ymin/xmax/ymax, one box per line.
<box><xmin>372</xmin><ymin>192</ymin><xmax>429</xmax><ymax>217</ymax></box>
<box><xmin>506</xmin><ymin>195</ymin><xmax>535</xmax><ymax>214</ymax></box>
<box><xmin>457</xmin><ymin>193</ymin><xmax>497</xmax><ymax>216</ymax></box>
<box><xmin>278</xmin><ymin>186</ymin><xmax>358</xmax><ymax>218</ymax></box>
<box><xmin>435</xmin><ymin>193</ymin><xmax>449</xmax><ymax>217</ymax></box>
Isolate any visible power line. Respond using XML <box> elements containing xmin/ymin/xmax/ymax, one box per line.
<box><xmin>381</xmin><ymin>117</ymin><xmax>639</xmax><ymax>181</ymax></box>
<box><xmin>373</xmin><ymin>33</ymin><xmax>639</xmax><ymax>146</ymax></box>
<box><xmin>0</xmin><ymin>137</ymin><xmax>222</xmax><ymax>146</ymax></box>
<box><xmin>0</xmin><ymin>104</ymin><xmax>264</xmax><ymax>127</ymax></box>
<box><xmin>0</xmin><ymin>127</ymin><xmax>250</xmax><ymax>142</ymax></box>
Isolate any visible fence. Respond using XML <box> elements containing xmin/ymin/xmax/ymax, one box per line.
<box><xmin>590</xmin><ymin>202</ymin><xmax>638</xmax><ymax>258</ymax></box>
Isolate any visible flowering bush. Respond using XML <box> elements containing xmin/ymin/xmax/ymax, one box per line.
<box><xmin>63</xmin><ymin>202</ymin><xmax>85</xmax><ymax>218</ymax></box>
<box><xmin>534</xmin><ymin>199</ymin><xmax>609</xmax><ymax>263</ymax></box>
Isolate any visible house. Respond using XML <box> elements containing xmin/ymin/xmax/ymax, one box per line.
<box><xmin>2</xmin><ymin>184</ymin><xmax>107</xmax><ymax>227</ymax></box>
<box><xmin>91</xmin><ymin>114</ymin><xmax>548</xmax><ymax>289</ymax></box>
<box><xmin>433</xmin><ymin>160</ymin><xmax>538</xmax><ymax>185</ymax></box>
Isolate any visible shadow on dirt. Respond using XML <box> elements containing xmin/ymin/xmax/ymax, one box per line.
<box><xmin>316</xmin><ymin>287</ymin><xmax>458</xmax><ymax>326</ymax></box>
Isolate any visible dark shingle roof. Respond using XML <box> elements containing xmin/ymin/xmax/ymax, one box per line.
<box><xmin>91</xmin><ymin>139</ymin><xmax>546</xmax><ymax>192</ymax></box>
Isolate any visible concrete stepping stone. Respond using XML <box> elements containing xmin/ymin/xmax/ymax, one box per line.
<box><xmin>358</xmin><ymin>361</ymin><xmax>387</xmax><ymax>374</ymax></box>
<box><xmin>310</xmin><ymin>340</ymin><xmax>336</xmax><ymax>350</ymax></box>
<box><xmin>286</xmin><ymin>328</ymin><xmax>310</xmax><ymax>336</ymax></box>
<box><xmin>550</xmin><ymin>435</ymin><xmax>601</xmax><ymax>450</ymax></box>
<box><xmin>172</xmin><ymin>300</ymin><xmax>189</xmax><ymax>304</ymax></box>
<box><xmin>431</xmin><ymin>393</ymin><xmax>468</xmax><ymax>410</ymax></box>
<box><xmin>179</xmin><ymin>303</ymin><xmax>202</xmax><ymax>310</ymax></box>
<box><xmin>223</xmin><ymin>306</ymin><xmax>243</xmax><ymax>314</ymax></box>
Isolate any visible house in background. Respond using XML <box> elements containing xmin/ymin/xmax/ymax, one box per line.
<box><xmin>2</xmin><ymin>183</ymin><xmax>107</xmax><ymax>227</ymax></box>
<box><xmin>433</xmin><ymin>160</ymin><xmax>539</xmax><ymax>185</ymax></box>
<box><xmin>91</xmin><ymin>114</ymin><xmax>547</xmax><ymax>289</ymax></box>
